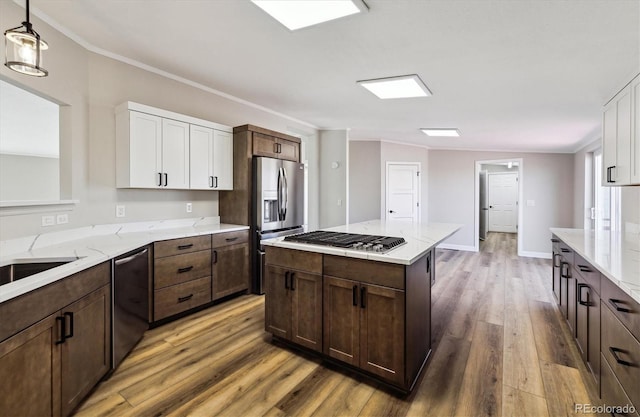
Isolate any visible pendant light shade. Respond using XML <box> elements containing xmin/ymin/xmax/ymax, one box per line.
<box><xmin>4</xmin><ymin>0</ymin><xmax>48</xmax><ymax>77</ymax></box>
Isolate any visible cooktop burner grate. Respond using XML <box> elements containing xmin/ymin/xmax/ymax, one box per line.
<box><xmin>284</xmin><ymin>231</ymin><xmax>406</xmax><ymax>253</ymax></box>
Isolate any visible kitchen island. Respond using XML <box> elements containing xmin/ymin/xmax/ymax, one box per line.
<box><xmin>261</xmin><ymin>220</ymin><xmax>460</xmax><ymax>392</ymax></box>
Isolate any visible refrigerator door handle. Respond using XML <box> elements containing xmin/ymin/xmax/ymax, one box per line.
<box><xmin>281</xmin><ymin>167</ymin><xmax>288</xmax><ymax>221</ymax></box>
<box><xmin>276</xmin><ymin>167</ymin><xmax>282</xmax><ymax>221</ymax></box>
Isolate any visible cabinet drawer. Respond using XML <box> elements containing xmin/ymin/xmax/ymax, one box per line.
<box><xmin>266</xmin><ymin>247</ymin><xmax>322</xmax><ymax>274</ymax></box>
<box><xmin>573</xmin><ymin>253</ymin><xmax>600</xmax><ymax>295</ymax></box>
<box><xmin>154</xmin><ymin>250</ymin><xmax>211</xmax><ymax>289</ymax></box>
<box><xmin>602</xmin><ymin>276</ymin><xmax>640</xmax><ymax>342</ymax></box>
<box><xmin>154</xmin><ymin>276</ymin><xmax>211</xmax><ymax>321</ymax></box>
<box><xmin>154</xmin><ymin>235</ymin><xmax>211</xmax><ymax>258</ymax></box>
<box><xmin>211</xmin><ymin>230</ymin><xmax>248</xmax><ymax>248</ymax></box>
<box><xmin>601</xmin><ymin>353</ymin><xmax>639</xmax><ymax>417</ymax></box>
<box><xmin>602</xmin><ymin>304</ymin><xmax>640</xmax><ymax>409</ymax></box>
<box><xmin>558</xmin><ymin>241</ymin><xmax>574</xmax><ymax>264</ymax></box>
<box><xmin>324</xmin><ymin>255</ymin><xmax>405</xmax><ymax>290</ymax></box>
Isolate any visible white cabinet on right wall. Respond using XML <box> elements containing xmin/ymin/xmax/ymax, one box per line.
<box><xmin>602</xmin><ymin>73</ymin><xmax>640</xmax><ymax>186</ymax></box>
<box><xmin>190</xmin><ymin>126</ymin><xmax>233</xmax><ymax>190</ymax></box>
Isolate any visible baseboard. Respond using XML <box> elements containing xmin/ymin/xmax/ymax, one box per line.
<box><xmin>437</xmin><ymin>243</ymin><xmax>477</xmax><ymax>252</ymax></box>
<box><xmin>519</xmin><ymin>251</ymin><xmax>552</xmax><ymax>259</ymax></box>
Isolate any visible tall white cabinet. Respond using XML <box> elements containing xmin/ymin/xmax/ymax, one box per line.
<box><xmin>116</xmin><ymin>102</ymin><xmax>233</xmax><ymax>190</ymax></box>
<box><xmin>602</xmin><ymin>73</ymin><xmax>640</xmax><ymax>186</ymax></box>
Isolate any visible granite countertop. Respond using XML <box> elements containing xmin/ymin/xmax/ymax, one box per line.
<box><xmin>262</xmin><ymin>220</ymin><xmax>462</xmax><ymax>265</ymax></box>
<box><xmin>550</xmin><ymin>228</ymin><xmax>640</xmax><ymax>304</ymax></box>
<box><xmin>0</xmin><ymin>217</ymin><xmax>248</xmax><ymax>303</ymax></box>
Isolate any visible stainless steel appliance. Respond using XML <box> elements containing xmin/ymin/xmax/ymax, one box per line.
<box><xmin>111</xmin><ymin>246</ymin><xmax>149</xmax><ymax>372</ymax></box>
<box><xmin>254</xmin><ymin>156</ymin><xmax>305</xmax><ymax>293</ymax></box>
<box><xmin>284</xmin><ymin>231</ymin><xmax>406</xmax><ymax>253</ymax></box>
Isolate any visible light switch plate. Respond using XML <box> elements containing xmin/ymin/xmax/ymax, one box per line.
<box><xmin>186</xmin><ymin>203</ymin><xmax>193</xmax><ymax>213</ymax></box>
<box><xmin>42</xmin><ymin>215</ymin><xmax>55</xmax><ymax>227</ymax></box>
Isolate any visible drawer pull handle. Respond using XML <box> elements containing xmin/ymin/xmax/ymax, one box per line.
<box><xmin>64</xmin><ymin>312</ymin><xmax>74</xmax><ymax>339</ymax></box>
<box><xmin>553</xmin><ymin>253</ymin><xmax>561</xmax><ymax>267</ymax></box>
<box><xmin>177</xmin><ymin>244</ymin><xmax>193</xmax><ymax>250</ymax></box>
<box><xmin>360</xmin><ymin>287</ymin><xmax>366</xmax><ymax>309</ymax></box>
<box><xmin>352</xmin><ymin>285</ymin><xmax>358</xmax><ymax>306</ymax></box>
<box><xmin>560</xmin><ymin>248</ymin><xmax>570</xmax><ymax>253</ymax></box>
<box><xmin>608</xmin><ymin>298</ymin><xmax>631</xmax><ymax>313</ymax></box>
<box><xmin>577</xmin><ymin>265</ymin><xmax>592</xmax><ymax>272</ymax></box>
<box><xmin>560</xmin><ymin>262</ymin><xmax>570</xmax><ymax>279</ymax></box>
<box><xmin>550</xmin><ymin>238</ymin><xmax>559</xmax><ymax>243</ymax></box>
<box><xmin>284</xmin><ymin>271</ymin><xmax>290</xmax><ymax>289</ymax></box>
<box><xmin>178</xmin><ymin>294</ymin><xmax>193</xmax><ymax>303</ymax></box>
<box><xmin>290</xmin><ymin>272</ymin><xmax>295</xmax><ymax>291</ymax></box>
<box><xmin>225</xmin><ymin>237</ymin><xmax>238</xmax><ymax>242</ymax></box>
<box><xmin>55</xmin><ymin>316</ymin><xmax>66</xmax><ymax>345</ymax></box>
<box><xmin>609</xmin><ymin>347</ymin><xmax>634</xmax><ymax>367</ymax></box>
<box><xmin>577</xmin><ymin>283</ymin><xmax>590</xmax><ymax>306</ymax></box>
<box><xmin>212</xmin><ymin>250</ymin><xmax>218</xmax><ymax>264</ymax></box>
<box><xmin>178</xmin><ymin>266</ymin><xmax>193</xmax><ymax>273</ymax></box>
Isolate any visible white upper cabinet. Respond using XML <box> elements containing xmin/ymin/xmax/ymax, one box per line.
<box><xmin>189</xmin><ymin>126</ymin><xmax>233</xmax><ymax>190</ymax></box>
<box><xmin>116</xmin><ymin>102</ymin><xmax>233</xmax><ymax>190</ymax></box>
<box><xmin>602</xmin><ymin>74</ymin><xmax>639</xmax><ymax>186</ymax></box>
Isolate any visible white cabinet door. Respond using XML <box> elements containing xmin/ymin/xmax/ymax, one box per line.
<box><xmin>212</xmin><ymin>130</ymin><xmax>233</xmax><ymax>190</ymax></box>
<box><xmin>162</xmin><ymin>119</ymin><xmax>190</xmax><ymax>189</ymax></box>
<box><xmin>190</xmin><ymin>125</ymin><xmax>214</xmax><ymax>190</ymax></box>
<box><xmin>632</xmin><ymin>76</ymin><xmax>640</xmax><ymax>184</ymax></box>
<box><xmin>129</xmin><ymin>111</ymin><xmax>162</xmax><ymax>188</ymax></box>
<box><xmin>602</xmin><ymin>85</ymin><xmax>632</xmax><ymax>185</ymax></box>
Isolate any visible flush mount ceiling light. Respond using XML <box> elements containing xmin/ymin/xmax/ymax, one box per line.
<box><xmin>357</xmin><ymin>74</ymin><xmax>432</xmax><ymax>99</ymax></box>
<box><xmin>4</xmin><ymin>0</ymin><xmax>48</xmax><ymax>77</ymax></box>
<box><xmin>420</xmin><ymin>128</ymin><xmax>461</xmax><ymax>137</ymax></box>
<box><xmin>251</xmin><ymin>0</ymin><xmax>368</xmax><ymax>31</ymax></box>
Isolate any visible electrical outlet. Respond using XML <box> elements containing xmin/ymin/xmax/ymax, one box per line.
<box><xmin>42</xmin><ymin>215</ymin><xmax>55</xmax><ymax>227</ymax></box>
<box><xmin>116</xmin><ymin>205</ymin><xmax>126</xmax><ymax>218</ymax></box>
<box><xmin>186</xmin><ymin>202</ymin><xmax>193</xmax><ymax>213</ymax></box>
<box><xmin>56</xmin><ymin>214</ymin><xmax>69</xmax><ymax>224</ymax></box>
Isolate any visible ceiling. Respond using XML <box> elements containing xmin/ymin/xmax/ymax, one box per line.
<box><xmin>28</xmin><ymin>0</ymin><xmax>640</xmax><ymax>153</ymax></box>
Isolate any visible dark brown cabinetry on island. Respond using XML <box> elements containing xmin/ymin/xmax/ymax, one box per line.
<box><xmin>0</xmin><ymin>262</ymin><xmax>111</xmax><ymax>417</ymax></box>
<box><xmin>551</xmin><ymin>235</ymin><xmax>640</xmax><ymax>416</ymax></box>
<box><xmin>264</xmin><ymin>246</ymin><xmax>433</xmax><ymax>392</ymax></box>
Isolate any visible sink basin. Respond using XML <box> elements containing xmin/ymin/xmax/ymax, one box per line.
<box><xmin>0</xmin><ymin>257</ymin><xmax>80</xmax><ymax>286</ymax></box>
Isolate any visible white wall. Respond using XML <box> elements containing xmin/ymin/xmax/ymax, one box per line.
<box><xmin>429</xmin><ymin>150</ymin><xmax>574</xmax><ymax>255</ymax></box>
<box><xmin>348</xmin><ymin>141</ymin><xmax>381</xmax><ymax>223</ymax></box>
<box><xmin>319</xmin><ymin>130</ymin><xmax>347</xmax><ymax>228</ymax></box>
<box><xmin>0</xmin><ymin>1</ymin><xmax>318</xmax><ymax>240</ymax></box>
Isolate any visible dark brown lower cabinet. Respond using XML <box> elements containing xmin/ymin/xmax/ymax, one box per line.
<box><xmin>566</xmin><ymin>267</ymin><xmax>577</xmax><ymax>336</ymax></box>
<box><xmin>575</xmin><ymin>275</ymin><xmax>600</xmax><ymax>386</ymax></box>
<box><xmin>212</xmin><ymin>240</ymin><xmax>249</xmax><ymax>300</ymax></box>
<box><xmin>552</xmin><ymin>251</ymin><xmax>561</xmax><ymax>301</ymax></box>
<box><xmin>264</xmin><ymin>264</ymin><xmax>322</xmax><ymax>352</ymax></box>
<box><xmin>323</xmin><ymin>276</ymin><xmax>359</xmax><ymax>366</ymax></box>
<box><xmin>0</xmin><ymin>284</ymin><xmax>111</xmax><ymax>417</ymax></box>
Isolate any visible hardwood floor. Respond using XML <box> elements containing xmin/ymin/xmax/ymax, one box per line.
<box><xmin>75</xmin><ymin>232</ymin><xmax>601</xmax><ymax>416</ymax></box>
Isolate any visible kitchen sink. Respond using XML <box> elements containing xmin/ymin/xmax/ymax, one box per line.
<box><xmin>0</xmin><ymin>257</ymin><xmax>80</xmax><ymax>286</ymax></box>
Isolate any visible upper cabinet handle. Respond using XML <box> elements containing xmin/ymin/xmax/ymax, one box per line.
<box><xmin>164</xmin><ymin>173</ymin><xmax>168</xmax><ymax>187</ymax></box>
<box><xmin>158</xmin><ymin>172</ymin><xmax>163</xmax><ymax>187</ymax></box>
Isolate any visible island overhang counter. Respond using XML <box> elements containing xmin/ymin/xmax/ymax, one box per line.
<box><xmin>261</xmin><ymin>220</ymin><xmax>461</xmax><ymax>392</ymax></box>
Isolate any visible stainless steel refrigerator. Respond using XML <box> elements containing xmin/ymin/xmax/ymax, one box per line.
<box><xmin>254</xmin><ymin>156</ymin><xmax>305</xmax><ymax>293</ymax></box>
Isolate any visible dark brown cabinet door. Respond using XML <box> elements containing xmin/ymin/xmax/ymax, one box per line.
<box><xmin>586</xmin><ymin>288</ymin><xmax>601</xmax><ymax>386</ymax></box>
<box><xmin>323</xmin><ymin>276</ymin><xmax>360</xmax><ymax>366</ymax></box>
<box><xmin>212</xmin><ymin>243</ymin><xmax>249</xmax><ymax>300</ymax></box>
<box><xmin>359</xmin><ymin>283</ymin><xmax>405</xmax><ymax>385</ymax></box>
<box><xmin>264</xmin><ymin>265</ymin><xmax>291</xmax><ymax>339</ymax></box>
<box><xmin>291</xmin><ymin>271</ymin><xmax>322</xmax><ymax>352</ymax></box>
<box><xmin>552</xmin><ymin>251</ymin><xmax>561</xmax><ymax>302</ymax></box>
<box><xmin>277</xmin><ymin>139</ymin><xmax>299</xmax><ymax>162</ymax></box>
<box><xmin>0</xmin><ymin>313</ymin><xmax>61</xmax><ymax>417</ymax></box>
<box><xmin>567</xmin><ymin>274</ymin><xmax>577</xmax><ymax>336</ymax></box>
<box><xmin>559</xmin><ymin>261</ymin><xmax>569</xmax><ymax>319</ymax></box>
<box><xmin>252</xmin><ymin>133</ymin><xmax>278</xmax><ymax>158</ymax></box>
<box><xmin>60</xmin><ymin>285</ymin><xmax>111</xmax><ymax>416</ymax></box>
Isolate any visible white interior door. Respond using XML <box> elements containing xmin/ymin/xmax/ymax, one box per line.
<box><xmin>488</xmin><ymin>172</ymin><xmax>518</xmax><ymax>233</ymax></box>
<box><xmin>385</xmin><ymin>163</ymin><xmax>420</xmax><ymax>222</ymax></box>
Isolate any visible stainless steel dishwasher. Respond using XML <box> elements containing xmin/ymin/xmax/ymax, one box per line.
<box><xmin>111</xmin><ymin>245</ymin><xmax>149</xmax><ymax>372</ymax></box>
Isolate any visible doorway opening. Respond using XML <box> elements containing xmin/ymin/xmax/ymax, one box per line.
<box><xmin>475</xmin><ymin>158</ymin><xmax>523</xmax><ymax>255</ymax></box>
<box><xmin>385</xmin><ymin>162</ymin><xmax>421</xmax><ymax>222</ymax></box>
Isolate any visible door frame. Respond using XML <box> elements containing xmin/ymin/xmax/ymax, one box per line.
<box><xmin>474</xmin><ymin>158</ymin><xmax>523</xmax><ymax>255</ymax></box>
<box><xmin>384</xmin><ymin>162</ymin><xmax>421</xmax><ymax>222</ymax></box>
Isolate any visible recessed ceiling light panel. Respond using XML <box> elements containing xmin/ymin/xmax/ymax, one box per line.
<box><xmin>357</xmin><ymin>74</ymin><xmax>432</xmax><ymax>99</ymax></box>
<box><xmin>251</xmin><ymin>0</ymin><xmax>368</xmax><ymax>31</ymax></box>
<box><xmin>420</xmin><ymin>128</ymin><xmax>460</xmax><ymax>137</ymax></box>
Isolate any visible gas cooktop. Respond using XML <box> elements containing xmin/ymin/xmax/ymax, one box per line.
<box><xmin>284</xmin><ymin>231</ymin><xmax>406</xmax><ymax>253</ymax></box>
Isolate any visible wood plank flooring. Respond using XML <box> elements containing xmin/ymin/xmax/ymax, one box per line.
<box><xmin>75</xmin><ymin>232</ymin><xmax>601</xmax><ymax>417</ymax></box>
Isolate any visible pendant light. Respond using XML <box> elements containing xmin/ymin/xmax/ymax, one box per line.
<box><xmin>4</xmin><ymin>0</ymin><xmax>48</xmax><ymax>77</ymax></box>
